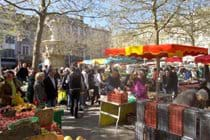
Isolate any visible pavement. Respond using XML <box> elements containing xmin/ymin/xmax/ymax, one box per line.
<box><xmin>61</xmin><ymin>105</ymin><xmax>135</xmax><ymax>140</ymax></box>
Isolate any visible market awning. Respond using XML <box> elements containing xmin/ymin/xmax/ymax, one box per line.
<box><xmin>104</xmin><ymin>44</ymin><xmax>208</xmax><ymax>59</ymax></box>
<box><xmin>143</xmin><ymin>44</ymin><xmax>207</xmax><ymax>58</ymax></box>
<box><xmin>166</xmin><ymin>57</ymin><xmax>182</xmax><ymax>63</ymax></box>
<box><xmin>195</xmin><ymin>55</ymin><xmax>210</xmax><ymax>64</ymax></box>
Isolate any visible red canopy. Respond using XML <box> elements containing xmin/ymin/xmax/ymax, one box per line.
<box><xmin>166</xmin><ymin>57</ymin><xmax>182</xmax><ymax>63</ymax></box>
<box><xmin>104</xmin><ymin>44</ymin><xmax>208</xmax><ymax>59</ymax></box>
<box><xmin>104</xmin><ymin>48</ymin><xmax>125</xmax><ymax>57</ymax></box>
<box><xmin>195</xmin><ymin>55</ymin><xmax>210</xmax><ymax>64</ymax></box>
<box><xmin>143</xmin><ymin>44</ymin><xmax>208</xmax><ymax>59</ymax></box>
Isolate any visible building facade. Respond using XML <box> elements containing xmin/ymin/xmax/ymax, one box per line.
<box><xmin>44</xmin><ymin>15</ymin><xmax>111</xmax><ymax>61</ymax></box>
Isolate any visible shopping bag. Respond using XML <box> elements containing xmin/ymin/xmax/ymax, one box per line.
<box><xmin>57</xmin><ymin>90</ymin><xmax>67</xmax><ymax>103</ymax></box>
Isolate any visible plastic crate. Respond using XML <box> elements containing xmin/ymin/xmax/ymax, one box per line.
<box><xmin>169</xmin><ymin>104</ymin><xmax>187</xmax><ymax>136</ymax></box>
<box><xmin>107</xmin><ymin>92</ymin><xmax>128</xmax><ymax>104</ymax></box>
<box><xmin>135</xmin><ymin>122</ymin><xmax>145</xmax><ymax>140</ymax></box>
<box><xmin>53</xmin><ymin>109</ymin><xmax>64</xmax><ymax>128</ymax></box>
<box><xmin>136</xmin><ymin>100</ymin><xmax>148</xmax><ymax>124</ymax></box>
<box><xmin>199</xmin><ymin>111</ymin><xmax>210</xmax><ymax>140</ymax></box>
<box><xmin>144</xmin><ymin>101</ymin><xmax>158</xmax><ymax>129</ymax></box>
<box><xmin>158</xmin><ymin>103</ymin><xmax>169</xmax><ymax>132</ymax></box>
<box><xmin>183</xmin><ymin>107</ymin><xmax>200</xmax><ymax>139</ymax></box>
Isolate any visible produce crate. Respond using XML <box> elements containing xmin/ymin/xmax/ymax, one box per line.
<box><xmin>8</xmin><ymin>117</ymin><xmax>39</xmax><ymax>130</ymax></box>
<box><xmin>136</xmin><ymin>100</ymin><xmax>148</xmax><ymax>124</ymax></box>
<box><xmin>181</xmin><ymin>136</ymin><xmax>194</xmax><ymax>140</ymax></box>
<box><xmin>144</xmin><ymin>101</ymin><xmax>158</xmax><ymax>129</ymax></box>
<box><xmin>53</xmin><ymin>109</ymin><xmax>64</xmax><ymax>128</ymax></box>
<box><xmin>183</xmin><ymin>107</ymin><xmax>200</xmax><ymax>139</ymax></box>
<box><xmin>107</xmin><ymin>92</ymin><xmax>128</xmax><ymax>104</ymax></box>
<box><xmin>158</xmin><ymin>103</ymin><xmax>169</xmax><ymax>132</ymax></box>
<box><xmin>135</xmin><ymin>122</ymin><xmax>145</xmax><ymax>140</ymax></box>
<box><xmin>199</xmin><ymin>111</ymin><xmax>210</xmax><ymax>140</ymax></box>
<box><xmin>169</xmin><ymin>104</ymin><xmax>187</xmax><ymax>136</ymax></box>
<box><xmin>35</xmin><ymin>108</ymin><xmax>54</xmax><ymax>126</ymax></box>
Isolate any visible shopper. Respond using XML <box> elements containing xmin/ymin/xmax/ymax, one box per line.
<box><xmin>16</xmin><ymin>63</ymin><xmax>28</xmax><ymax>82</ymax></box>
<box><xmin>69</xmin><ymin>67</ymin><xmax>82</xmax><ymax>118</ymax></box>
<box><xmin>44</xmin><ymin>68</ymin><xmax>58</xmax><ymax>107</ymax></box>
<box><xmin>34</xmin><ymin>72</ymin><xmax>46</xmax><ymax>108</ymax></box>
<box><xmin>27</xmin><ymin>69</ymin><xmax>35</xmax><ymax>103</ymax></box>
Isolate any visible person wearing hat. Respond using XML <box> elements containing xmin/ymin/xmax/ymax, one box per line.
<box><xmin>0</xmin><ymin>70</ymin><xmax>23</xmax><ymax>106</ymax></box>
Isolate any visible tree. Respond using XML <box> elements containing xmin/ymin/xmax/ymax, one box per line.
<box><xmin>106</xmin><ymin>0</ymin><xmax>184</xmax><ymax>45</ymax></box>
<box><xmin>165</xmin><ymin>0</ymin><xmax>210</xmax><ymax>46</ymax></box>
<box><xmin>2</xmin><ymin>0</ymin><xmax>93</xmax><ymax>70</ymax></box>
<box><xmin>103</xmin><ymin>0</ymin><xmax>185</xmax><ymax>92</ymax></box>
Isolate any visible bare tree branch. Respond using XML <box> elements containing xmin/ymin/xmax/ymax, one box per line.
<box><xmin>47</xmin><ymin>7</ymin><xmax>88</xmax><ymax>15</ymax></box>
<box><xmin>158</xmin><ymin>2</ymin><xmax>183</xmax><ymax>31</ymax></box>
<box><xmin>3</xmin><ymin>0</ymin><xmax>40</xmax><ymax>14</ymax></box>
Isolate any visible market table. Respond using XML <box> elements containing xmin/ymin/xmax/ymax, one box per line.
<box><xmin>99</xmin><ymin>97</ymin><xmax>136</xmax><ymax>131</ymax></box>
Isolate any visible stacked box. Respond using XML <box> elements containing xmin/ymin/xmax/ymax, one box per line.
<box><xmin>199</xmin><ymin>111</ymin><xmax>210</xmax><ymax>140</ymax></box>
<box><xmin>158</xmin><ymin>103</ymin><xmax>169</xmax><ymax>132</ymax></box>
<box><xmin>136</xmin><ymin>100</ymin><xmax>148</xmax><ymax>123</ymax></box>
<box><xmin>144</xmin><ymin>101</ymin><xmax>158</xmax><ymax>129</ymax></box>
<box><xmin>135</xmin><ymin>122</ymin><xmax>145</xmax><ymax>140</ymax></box>
<box><xmin>169</xmin><ymin>104</ymin><xmax>187</xmax><ymax>136</ymax></box>
<box><xmin>183</xmin><ymin>107</ymin><xmax>200</xmax><ymax>139</ymax></box>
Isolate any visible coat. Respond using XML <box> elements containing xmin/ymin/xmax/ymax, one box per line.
<box><xmin>43</xmin><ymin>76</ymin><xmax>58</xmax><ymax>101</ymax></box>
<box><xmin>0</xmin><ymin>79</ymin><xmax>22</xmax><ymax>106</ymax></box>
<box><xmin>33</xmin><ymin>81</ymin><xmax>47</xmax><ymax>104</ymax></box>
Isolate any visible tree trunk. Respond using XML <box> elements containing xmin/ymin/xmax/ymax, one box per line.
<box><xmin>190</xmin><ymin>35</ymin><xmax>195</xmax><ymax>46</ymax></box>
<box><xmin>32</xmin><ymin>14</ymin><xmax>46</xmax><ymax>71</ymax></box>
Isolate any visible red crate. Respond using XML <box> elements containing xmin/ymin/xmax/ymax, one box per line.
<box><xmin>144</xmin><ymin>101</ymin><xmax>158</xmax><ymax>129</ymax></box>
<box><xmin>169</xmin><ymin>104</ymin><xmax>187</xmax><ymax>136</ymax></box>
<box><xmin>107</xmin><ymin>92</ymin><xmax>128</xmax><ymax>104</ymax></box>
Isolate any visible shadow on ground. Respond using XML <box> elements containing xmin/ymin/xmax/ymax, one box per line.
<box><xmin>62</xmin><ymin>105</ymin><xmax>135</xmax><ymax>140</ymax></box>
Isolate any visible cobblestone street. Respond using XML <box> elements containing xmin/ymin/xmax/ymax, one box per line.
<box><xmin>62</xmin><ymin>105</ymin><xmax>135</xmax><ymax>140</ymax></box>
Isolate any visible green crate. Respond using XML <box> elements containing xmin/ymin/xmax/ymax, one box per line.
<box><xmin>53</xmin><ymin>109</ymin><xmax>64</xmax><ymax>128</ymax></box>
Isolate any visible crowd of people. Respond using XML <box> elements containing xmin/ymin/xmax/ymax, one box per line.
<box><xmin>1</xmin><ymin>62</ymin><xmax>210</xmax><ymax>119</ymax></box>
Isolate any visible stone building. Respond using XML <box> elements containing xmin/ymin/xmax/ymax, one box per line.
<box><xmin>44</xmin><ymin>15</ymin><xmax>111</xmax><ymax>61</ymax></box>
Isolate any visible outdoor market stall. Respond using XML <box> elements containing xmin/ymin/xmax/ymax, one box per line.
<box><xmin>105</xmin><ymin>44</ymin><xmax>207</xmax><ymax>58</ymax></box>
<box><xmin>105</xmin><ymin>44</ymin><xmax>208</xmax><ymax>92</ymax></box>
<box><xmin>81</xmin><ymin>57</ymin><xmax>137</xmax><ymax>65</ymax></box>
<box><xmin>0</xmin><ymin>102</ymin><xmax>65</xmax><ymax>140</ymax></box>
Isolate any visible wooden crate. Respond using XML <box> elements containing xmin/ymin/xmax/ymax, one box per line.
<box><xmin>107</xmin><ymin>92</ymin><xmax>128</xmax><ymax>104</ymax></box>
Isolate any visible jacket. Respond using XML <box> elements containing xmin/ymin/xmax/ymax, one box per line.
<box><xmin>43</xmin><ymin>76</ymin><xmax>58</xmax><ymax>100</ymax></box>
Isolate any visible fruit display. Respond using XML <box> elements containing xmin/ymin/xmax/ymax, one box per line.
<box><xmin>64</xmin><ymin>136</ymin><xmax>73</xmax><ymax>140</ymax></box>
<box><xmin>14</xmin><ymin>103</ymin><xmax>36</xmax><ymax>113</ymax></box>
<box><xmin>42</xmin><ymin>122</ymin><xmax>62</xmax><ymax>135</ymax></box>
<box><xmin>0</xmin><ymin>104</ymin><xmax>36</xmax><ymax>131</ymax></box>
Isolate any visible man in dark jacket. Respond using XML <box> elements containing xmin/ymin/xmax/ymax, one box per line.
<box><xmin>16</xmin><ymin>63</ymin><xmax>28</xmax><ymax>82</ymax></box>
<box><xmin>69</xmin><ymin>67</ymin><xmax>82</xmax><ymax>118</ymax></box>
<box><xmin>44</xmin><ymin>68</ymin><xmax>58</xmax><ymax>107</ymax></box>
